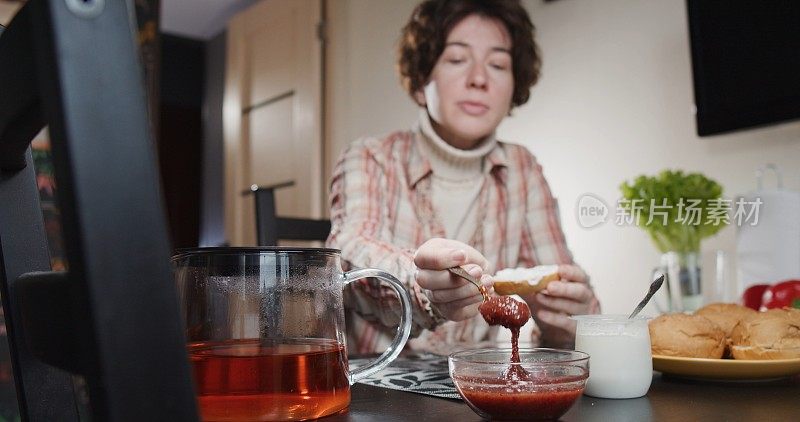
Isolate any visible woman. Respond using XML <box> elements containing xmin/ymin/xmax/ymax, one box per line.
<box><xmin>327</xmin><ymin>0</ymin><xmax>600</xmax><ymax>355</ymax></box>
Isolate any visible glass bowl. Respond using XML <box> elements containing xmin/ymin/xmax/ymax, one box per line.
<box><xmin>449</xmin><ymin>348</ymin><xmax>589</xmax><ymax>421</ymax></box>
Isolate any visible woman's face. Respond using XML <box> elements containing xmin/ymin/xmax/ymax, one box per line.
<box><xmin>416</xmin><ymin>14</ymin><xmax>515</xmax><ymax>150</ymax></box>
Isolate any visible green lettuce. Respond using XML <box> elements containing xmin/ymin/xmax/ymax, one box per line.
<box><xmin>619</xmin><ymin>170</ymin><xmax>728</xmax><ymax>253</ymax></box>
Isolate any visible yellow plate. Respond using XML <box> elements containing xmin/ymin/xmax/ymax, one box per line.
<box><xmin>653</xmin><ymin>355</ymin><xmax>800</xmax><ymax>380</ymax></box>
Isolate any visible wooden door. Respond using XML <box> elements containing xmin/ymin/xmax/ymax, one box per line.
<box><xmin>224</xmin><ymin>0</ymin><xmax>324</xmax><ymax>246</ymax></box>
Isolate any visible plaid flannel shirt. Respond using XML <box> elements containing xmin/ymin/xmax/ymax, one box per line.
<box><xmin>326</xmin><ymin>125</ymin><xmax>575</xmax><ymax>355</ymax></box>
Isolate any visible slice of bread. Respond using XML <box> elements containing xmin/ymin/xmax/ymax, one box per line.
<box><xmin>730</xmin><ymin>307</ymin><xmax>800</xmax><ymax>360</ymax></box>
<box><xmin>730</xmin><ymin>346</ymin><xmax>800</xmax><ymax>360</ymax></box>
<box><xmin>695</xmin><ymin>303</ymin><xmax>758</xmax><ymax>337</ymax></box>
<box><xmin>649</xmin><ymin>313</ymin><xmax>727</xmax><ymax>359</ymax></box>
<box><xmin>695</xmin><ymin>302</ymin><xmax>758</xmax><ymax>357</ymax></box>
<box><xmin>492</xmin><ymin>265</ymin><xmax>560</xmax><ymax>296</ymax></box>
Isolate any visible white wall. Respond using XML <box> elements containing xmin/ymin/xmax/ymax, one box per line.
<box><xmin>326</xmin><ymin>0</ymin><xmax>800</xmax><ymax>314</ymax></box>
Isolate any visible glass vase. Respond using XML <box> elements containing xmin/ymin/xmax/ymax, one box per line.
<box><xmin>651</xmin><ymin>251</ymin><xmax>702</xmax><ymax>313</ymax></box>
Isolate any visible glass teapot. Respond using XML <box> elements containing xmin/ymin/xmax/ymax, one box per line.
<box><xmin>172</xmin><ymin>247</ymin><xmax>412</xmax><ymax>421</ymax></box>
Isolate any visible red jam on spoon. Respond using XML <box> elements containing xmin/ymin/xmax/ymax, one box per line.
<box><xmin>479</xmin><ymin>295</ymin><xmax>532</xmax><ymax>380</ymax></box>
<box><xmin>447</xmin><ymin>267</ymin><xmax>533</xmax><ymax>378</ymax></box>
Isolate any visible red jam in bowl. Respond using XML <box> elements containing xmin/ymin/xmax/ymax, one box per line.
<box><xmin>455</xmin><ymin>375</ymin><xmax>585</xmax><ymax>420</ymax></box>
<box><xmin>449</xmin><ymin>349</ymin><xmax>589</xmax><ymax>421</ymax></box>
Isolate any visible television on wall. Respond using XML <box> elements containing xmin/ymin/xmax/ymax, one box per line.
<box><xmin>686</xmin><ymin>0</ymin><xmax>800</xmax><ymax>136</ymax></box>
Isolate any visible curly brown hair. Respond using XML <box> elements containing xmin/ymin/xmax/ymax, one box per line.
<box><xmin>398</xmin><ymin>0</ymin><xmax>541</xmax><ymax>108</ymax></box>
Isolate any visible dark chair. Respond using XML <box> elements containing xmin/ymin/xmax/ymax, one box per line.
<box><xmin>0</xmin><ymin>1</ymin><xmax>197</xmax><ymax>420</ymax></box>
<box><xmin>245</xmin><ymin>181</ymin><xmax>332</xmax><ymax>245</ymax></box>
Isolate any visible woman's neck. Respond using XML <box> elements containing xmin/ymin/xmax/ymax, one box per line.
<box><xmin>430</xmin><ymin>119</ymin><xmax>480</xmax><ymax>150</ymax></box>
<box><xmin>417</xmin><ymin>109</ymin><xmax>497</xmax><ymax>180</ymax></box>
<box><xmin>428</xmin><ymin>118</ymin><xmax>493</xmax><ymax>150</ymax></box>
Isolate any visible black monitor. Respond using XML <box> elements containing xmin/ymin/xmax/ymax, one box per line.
<box><xmin>687</xmin><ymin>0</ymin><xmax>800</xmax><ymax>136</ymax></box>
<box><xmin>0</xmin><ymin>1</ymin><xmax>197</xmax><ymax>420</ymax></box>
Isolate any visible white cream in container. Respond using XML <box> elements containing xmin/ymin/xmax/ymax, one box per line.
<box><xmin>571</xmin><ymin>314</ymin><xmax>652</xmax><ymax>399</ymax></box>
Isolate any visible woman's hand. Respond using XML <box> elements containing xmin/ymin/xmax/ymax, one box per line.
<box><xmin>524</xmin><ymin>264</ymin><xmax>600</xmax><ymax>348</ymax></box>
<box><xmin>414</xmin><ymin>238</ymin><xmax>493</xmax><ymax>321</ymax></box>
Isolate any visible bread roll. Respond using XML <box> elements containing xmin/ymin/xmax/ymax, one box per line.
<box><xmin>650</xmin><ymin>313</ymin><xmax>726</xmax><ymax>359</ymax></box>
<box><xmin>492</xmin><ymin>265</ymin><xmax>560</xmax><ymax>296</ymax></box>
<box><xmin>730</xmin><ymin>308</ymin><xmax>800</xmax><ymax>360</ymax></box>
<box><xmin>695</xmin><ymin>303</ymin><xmax>757</xmax><ymax>337</ymax></box>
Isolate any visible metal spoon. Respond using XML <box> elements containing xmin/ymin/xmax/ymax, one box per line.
<box><xmin>447</xmin><ymin>266</ymin><xmax>487</xmax><ymax>300</ymax></box>
<box><xmin>629</xmin><ymin>274</ymin><xmax>664</xmax><ymax>319</ymax></box>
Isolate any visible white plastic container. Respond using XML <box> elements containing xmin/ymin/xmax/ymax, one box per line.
<box><xmin>571</xmin><ymin>315</ymin><xmax>652</xmax><ymax>399</ymax></box>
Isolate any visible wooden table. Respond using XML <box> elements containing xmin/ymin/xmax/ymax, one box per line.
<box><xmin>326</xmin><ymin>373</ymin><xmax>800</xmax><ymax>421</ymax></box>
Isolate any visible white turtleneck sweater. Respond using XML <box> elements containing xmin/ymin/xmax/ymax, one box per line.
<box><xmin>416</xmin><ymin>110</ymin><xmax>497</xmax><ymax>242</ymax></box>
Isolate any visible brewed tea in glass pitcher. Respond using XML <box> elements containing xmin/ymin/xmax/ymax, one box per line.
<box><xmin>172</xmin><ymin>247</ymin><xmax>412</xmax><ymax>421</ymax></box>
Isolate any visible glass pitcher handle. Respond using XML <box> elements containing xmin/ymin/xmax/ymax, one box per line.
<box><xmin>342</xmin><ymin>268</ymin><xmax>412</xmax><ymax>384</ymax></box>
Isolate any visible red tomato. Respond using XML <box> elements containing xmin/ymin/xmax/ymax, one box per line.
<box><xmin>741</xmin><ymin>284</ymin><xmax>770</xmax><ymax>310</ymax></box>
<box><xmin>760</xmin><ymin>280</ymin><xmax>800</xmax><ymax>310</ymax></box>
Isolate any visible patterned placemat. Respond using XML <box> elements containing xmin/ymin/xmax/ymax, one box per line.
<box><xmin>349</xmin><ymin>353</ymin><xmax>461</xmax><ymax>400</ymax></box>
